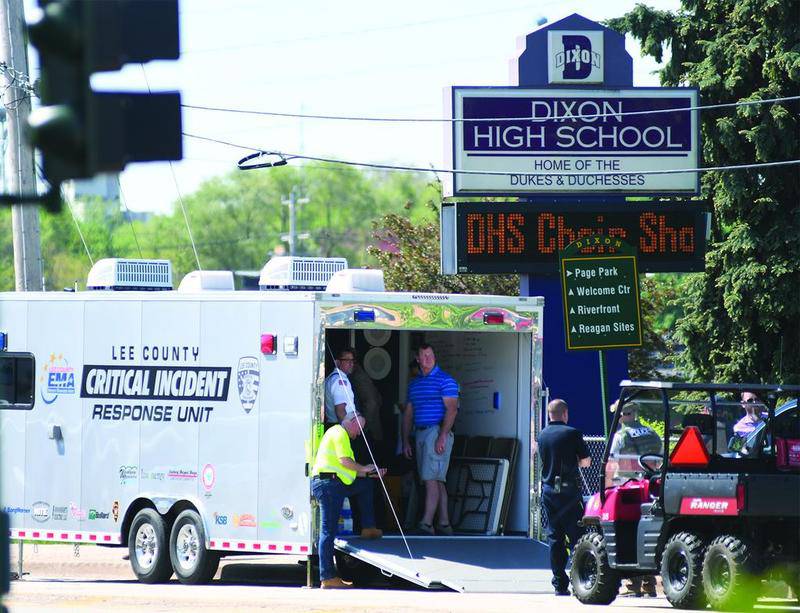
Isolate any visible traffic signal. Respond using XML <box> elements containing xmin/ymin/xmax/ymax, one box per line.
<box><xmin>27</xmin><ymin>0</ymin><xmax>182</xmax><ymax>187</ymax></box>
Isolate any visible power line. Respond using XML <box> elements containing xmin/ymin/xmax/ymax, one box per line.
<box><xmin>60</xmin><ymin>186</ymin><xmax>95</xmax><ymax>267</ymax></box>
<box><xmin>116</xmin><ymin>177</ymin><xmax>143</xmax><ymax>259</ymax></box>
<box><xmin>0</xmin><ymin>60</ymin><xmax>36</xmax><ymax>97</ymax></box>
<box><xmin>182</xmin><ymin>95</ymin><xmax>800</xmax><ymax>124</ymax></box>
<box><xmin>180</xmin><ymin>2</ymin><xmax>551</xmax><ymax>56</ymax></box>
<box><xmin>182</xmin><ymin>131</ymin><xmax>800</xmax><ymax>178</ymax></box>
<box><xmin>141</xmin><ymin>64</ymin><xmax>202</xmax><ymax>272</ymax></box>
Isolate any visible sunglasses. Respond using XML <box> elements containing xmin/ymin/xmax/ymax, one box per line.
<box><xmin>742</xmin><ymin>397</ymin><xmax>759</xmax><ymax>404</ymax></box>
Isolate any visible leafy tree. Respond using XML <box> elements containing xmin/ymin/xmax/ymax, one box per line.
<box><xmin>368</xmin><ymin>198</ymin><xmax>519</xmax><ymax>296</ymax></box>
<box><xmin>2</xmin><ymin>163</ymin><xmax>441</xmax><ymax>290</ymax></box>
<box><xmin>608</xmin><ymin>1</ymin><xmax>800</xmax><ymax>384</ymax></box>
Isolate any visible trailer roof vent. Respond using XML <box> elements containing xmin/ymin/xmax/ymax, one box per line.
<box><xmin>326</xmin><ymin>268</ymin><xmax>385</xmax><ymax>293</ymax></box>
<box><xmin>259</xmin><ymin>256</ymin><xmax>347</xmax><ymax>291</ymax></box>
<box><xmin>178</xmin><ymin>270</ymin><xmax>235</xmax><ymax>292</ymax></box>
<box><xmin>86</xmin><ymin>258</ymin><xmax>172</xmax><ymax>291</ymax></box>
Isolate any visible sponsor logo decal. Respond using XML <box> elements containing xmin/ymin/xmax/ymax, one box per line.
<box><xmin>32</xmin><ymin>501</ymin><xmax>51</xmax><ymax>522</ymax></box>
<box><xmin>119</xmin><ymin>465</ymin><xmax>138</xmax><ymax>485</ymax></box>
<box><xmin>201</xmin><ymin>464</ymin><xmax>216</xmax><ymax>493</ymax></box>
<box><xmin>236</xmin><ymin>357</ymin><xmax>260</xmax><ymax>413</ymax></box>
<box><xmin>2</xmin><ymin>506</ymin><xmax>30</xmax><ymax>514</ymax></box>
<box><xmin>88</xmin><ymin>508</ymin><xmax>110</xmax><ymax>520</ymax></box>
<box><xmin>214</xmin><ymin>513</ymin><xmax>228</xmax><ymax>525</ymax></box>
<box><xmin>167</xmin><ymin>469</ymin><xmax>198</xmax><ymax>481</ymax></box>
<box><xmin>112</xmin><ymin>500</ymin><xmax>120</xmax><ymax>523</ymax></box>
<box><xmin>140</xmin><ymin>469</ymin><xmax>165</xmax><ymax>481</ymax></box>
<box><xmin>233</xmin><ymin>513</ymin><xmax>256</xmax><ymax>528</ymax></box>
<box><xmin>40</xmin><ymin>354</ymin><xmax>76</xmax><ymax>404</ymax></box>
<box><xmin>70</xmin><ymin>503</ymin><xmax>86</xmax><ymax>520</ymax></box>
<box><xmin>52</xmin><ymin>505</ymin><xmax>68</xmax><ymax>520</ymax></box>
<box><xmin>680</xmin><ymin>496</ymin><xmax>738</xmax><ymax>516</ymax></box>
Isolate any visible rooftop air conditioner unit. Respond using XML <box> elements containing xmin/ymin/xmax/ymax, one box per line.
<box><xmin>178</xmin><ymin>270</ymin><xmax>235</xmax><ymax>292</ymax></box>
<box><xmin>325</xmin><ymin>268</ymin><xmax>385</xmax><ymax>293</ymax></box>
<box><xmin>86</xmin><ymin>258</ymin><xmax>172</xmax><ymax>291</ymax></box>
<box><xmin>259</xmin><ymin>256</ymin><xmax>347</xmax><ymax>291</ymax></box>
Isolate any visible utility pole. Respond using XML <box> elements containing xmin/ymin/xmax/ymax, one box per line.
<box><xmin>1</xmin><ymin>0</ymin><xmax>43</xmax><ymax>291</ymax></box>
<box><xmin>281</xmin><ymin>186</ymin><xmax>310</xmax><ymax>256</ymax></box>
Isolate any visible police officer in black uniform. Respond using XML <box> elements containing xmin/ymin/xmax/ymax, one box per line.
<box><xmin>536</xmin><ymin>398</ymin><xmax>591</xmax><ymax>595</ymax></box>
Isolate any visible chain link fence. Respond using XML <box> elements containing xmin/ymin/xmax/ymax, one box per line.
<box><xmin>580</xmin><ymin>435</ymin><xmax>607</xmax><ymax>498</ymax></box>
<box><xmin>533</xmin><ymin>434</ymin><xmax>607</xmax><ymax>539</ymax></box>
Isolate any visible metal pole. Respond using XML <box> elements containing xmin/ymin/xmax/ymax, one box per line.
<box><xmin>16</xmin><ymin>540</ymin><xmax>22</xmax><ymax>580</ymax></box>
<box><xmin>1</xmin><ymin>0</ymin><xmax>44</xmax><ymax>291</ymax></box>
<box><xmin>289</xmin><ymin>187</ymin><xmax>297</xmax><ymax>256</ymax></box>
<box><xmin>598</xmin><ymin>350</ymin><xmax>609</xmax><ymax>437</ymax></box>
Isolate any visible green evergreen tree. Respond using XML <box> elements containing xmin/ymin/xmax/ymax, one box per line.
<box><xmin>608</xmin><ymin>0</ymin><xmax>800</xmax><ymax>384</ymax></box>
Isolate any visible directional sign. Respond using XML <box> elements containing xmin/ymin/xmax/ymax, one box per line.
<box><xmin>561</xmin><ymin>236</ymin><xmax>642</xmax><ymax>350</ymax></box>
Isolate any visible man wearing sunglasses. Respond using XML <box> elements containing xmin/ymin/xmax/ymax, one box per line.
<box><xmin>324</xmin><ymin>348</ymin><xmax>357</xmax><ymax>426</ymax></box>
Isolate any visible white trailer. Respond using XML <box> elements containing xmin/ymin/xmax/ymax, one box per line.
<box><xmin>1</xmin><ymin>257</ymin><xmax>548</xmax><ymax>591</ymax></box>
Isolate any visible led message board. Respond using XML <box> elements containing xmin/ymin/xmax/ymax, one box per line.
<box><xmin>451</xmin><ymin>202</ymin><xmax>708</xmax><ymax>275</ymax></box>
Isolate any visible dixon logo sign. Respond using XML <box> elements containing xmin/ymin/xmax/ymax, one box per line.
<box><xmin>548</xmin><ymin>30</ymin><xmax>603</xmax><ymax>84</ymax></box>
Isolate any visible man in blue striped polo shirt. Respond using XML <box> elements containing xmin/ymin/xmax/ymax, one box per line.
<box><xmin>402</xmin><ymin>343</ymin><xmax>459</xmax><ymax>535</ymax></box>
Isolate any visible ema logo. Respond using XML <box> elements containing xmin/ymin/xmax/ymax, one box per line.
<box><xmin>39</xmin><ymin>353</ymin><xmax>76</xmax><ymax>404</ymax></box>
<box><xmin>548</xmin><ymin>30</ymin><xmax>604</xmax><ymax>84</ymax></box>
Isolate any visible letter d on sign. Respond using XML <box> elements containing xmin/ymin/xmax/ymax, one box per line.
<box><xmin>562</xmin><ymin>35</ymin><xmax>592</xmax><ymax>80</ymax></box>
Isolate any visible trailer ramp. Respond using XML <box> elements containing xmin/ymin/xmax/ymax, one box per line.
<box><xmin>335</xmin><ymin>536</ymin><xmax>552</xmax><ymax>593</ymax></box>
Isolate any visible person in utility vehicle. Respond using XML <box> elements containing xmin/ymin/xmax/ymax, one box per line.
<box><xmin>607</xmin><ymin>400</ymin><xmax>662</xmax><ymax>597</ymax></box>
<box><xmin>733</xmin><ymin>390</ymin><xmax>765</xmax><ymax>437</ymax></box>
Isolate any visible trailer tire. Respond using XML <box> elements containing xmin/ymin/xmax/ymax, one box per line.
<box><xmin>169</xmin><ymin>510</ymin><xmax>220</xmax><ymax>585</ymax></box>
<box><xmin>570</xmin><ymin>532</ymin><xmax>620</xmax><ymax>605</ymax></box>
<box><xmin>661</xmin><ymin>531</ymin><xmax>706</xmax><ymax>609</ymax></box>
<box><xmin>128</xmin><ymin>508</ymin><xmax>173</xmax><ymax>583</ymax></box>
<box><xmin>334</xmin><ymin>551</ymin><xmax>379</xmax><ymax>586</ymax></box>
<box><xmin>702</xmin><ymin>535</ymin><xmax>760</xmax><ymax>611</ymax></box>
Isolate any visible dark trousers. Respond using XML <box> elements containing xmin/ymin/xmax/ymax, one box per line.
<box><xmin>542</xmin><ymin>483</ymin><xmax>584</xmax><ymax>591</ymax></box>
<box><xmin>311</xmin><ymin>476</ymin><xmax>376</xmax><ymax>581</ymax></box>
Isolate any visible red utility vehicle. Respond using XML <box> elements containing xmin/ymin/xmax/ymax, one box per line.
<box><xmin>571</xmin><ymin>381</ymin><xmax>800</xmax><ymax>610</ymax></box>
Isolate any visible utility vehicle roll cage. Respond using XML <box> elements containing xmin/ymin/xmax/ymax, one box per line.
<box><xmin>599</xmin><ymin>380</ymin><xmax>800</xmax><ymax>504</ymax></box>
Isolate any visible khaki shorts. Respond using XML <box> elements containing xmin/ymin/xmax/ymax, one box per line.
<box><xmin>415</xmin><ymin>426</ymin><xmax>454</xmax><ymax>482</ymax></box>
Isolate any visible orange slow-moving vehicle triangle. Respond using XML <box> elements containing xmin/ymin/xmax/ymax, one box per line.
<box><xmin>669</xmin><ymin>425</ymin><xmax>710</xmax><ymax>467</ymax></box>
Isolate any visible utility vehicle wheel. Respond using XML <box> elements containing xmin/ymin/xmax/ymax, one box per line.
<box><xmin>169</xmin><ymin>510</ymin><xmax>220</xmax><ymax>585</ymax></box>
<box><xmin>128</xmin><ymin>508</ymin><xmax>173</xmax><ymax>583</ymax></box>
<box><xmin>702</xmin><ymin>535</ymin><xmax>760</xmax><ymax>611</ymax></box>
<box><xmin>661</xmin><ymin>531</ymin><xmax>706</xmax><ymax>609</ymax></box>
<box><xmin>334</xmin><ymin>550</ymin><xmax>380</xmax><ymax>586</ymax></box>
<box><xmin>570</xmin><ymin>532</ymin><xmax>621</xmax><ymax>605</ymax></box>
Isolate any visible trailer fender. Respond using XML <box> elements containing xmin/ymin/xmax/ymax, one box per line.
<box><xmin>121</xmin><ymin>496</ymin><xmax>211</xmax><ymax>547</ymax></box>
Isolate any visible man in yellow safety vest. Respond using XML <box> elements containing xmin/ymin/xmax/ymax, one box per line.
<box><xmin>311</xmin><ymin>413</ymin><xmax>386</xmax><ymax>589</ymax></box>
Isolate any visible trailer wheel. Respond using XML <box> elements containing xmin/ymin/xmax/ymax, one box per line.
<box><xmin>570</xmin><ymin>532</ymin><xmax>620</xmax><ymax>605</ymax></box>
<box><xmin>334</xmin><ymin>550</ymin><xmax>380</xmax><ymax>586</ymax></box>
<box><xmin>702</xmin><ymin>535</ymin><xmax>760</xmax><ymax>611</ymax></box>
<box><xmin>128</xmin><ymin>508</ymin><xmax>173</xmax><ymax>583</ymax></box>
<box><xmin>169</xmin><ymin>509</ymin><xmax>220</xmax><ymax>585</ymax></box>
<box><xmin>661</xmin><ymin>531</ymin><xmax>706</xmax><ymax>609</ymax></box>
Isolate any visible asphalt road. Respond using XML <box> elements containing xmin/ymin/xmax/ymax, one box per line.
<box><xmin>4</xmin><ymin>544</ymin><xmax>798</xmax><ymax>612</ymax></box>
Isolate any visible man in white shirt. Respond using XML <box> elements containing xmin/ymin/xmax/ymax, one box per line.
<box><xmin>324</xmin><ymin>348</ymin><xmax>357</xmax><ymax>425</ymax></box>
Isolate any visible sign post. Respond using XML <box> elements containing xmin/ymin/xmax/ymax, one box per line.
<box><xmin>560</xmin><ymin>234</ymin><xmax>643</xmax><ymax>434</ymax></box>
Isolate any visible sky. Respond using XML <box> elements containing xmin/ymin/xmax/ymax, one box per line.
<box><xmin>73</xmin><ymin>0</ymin><xmax>680</xmax><ymax>213</ymax></box>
